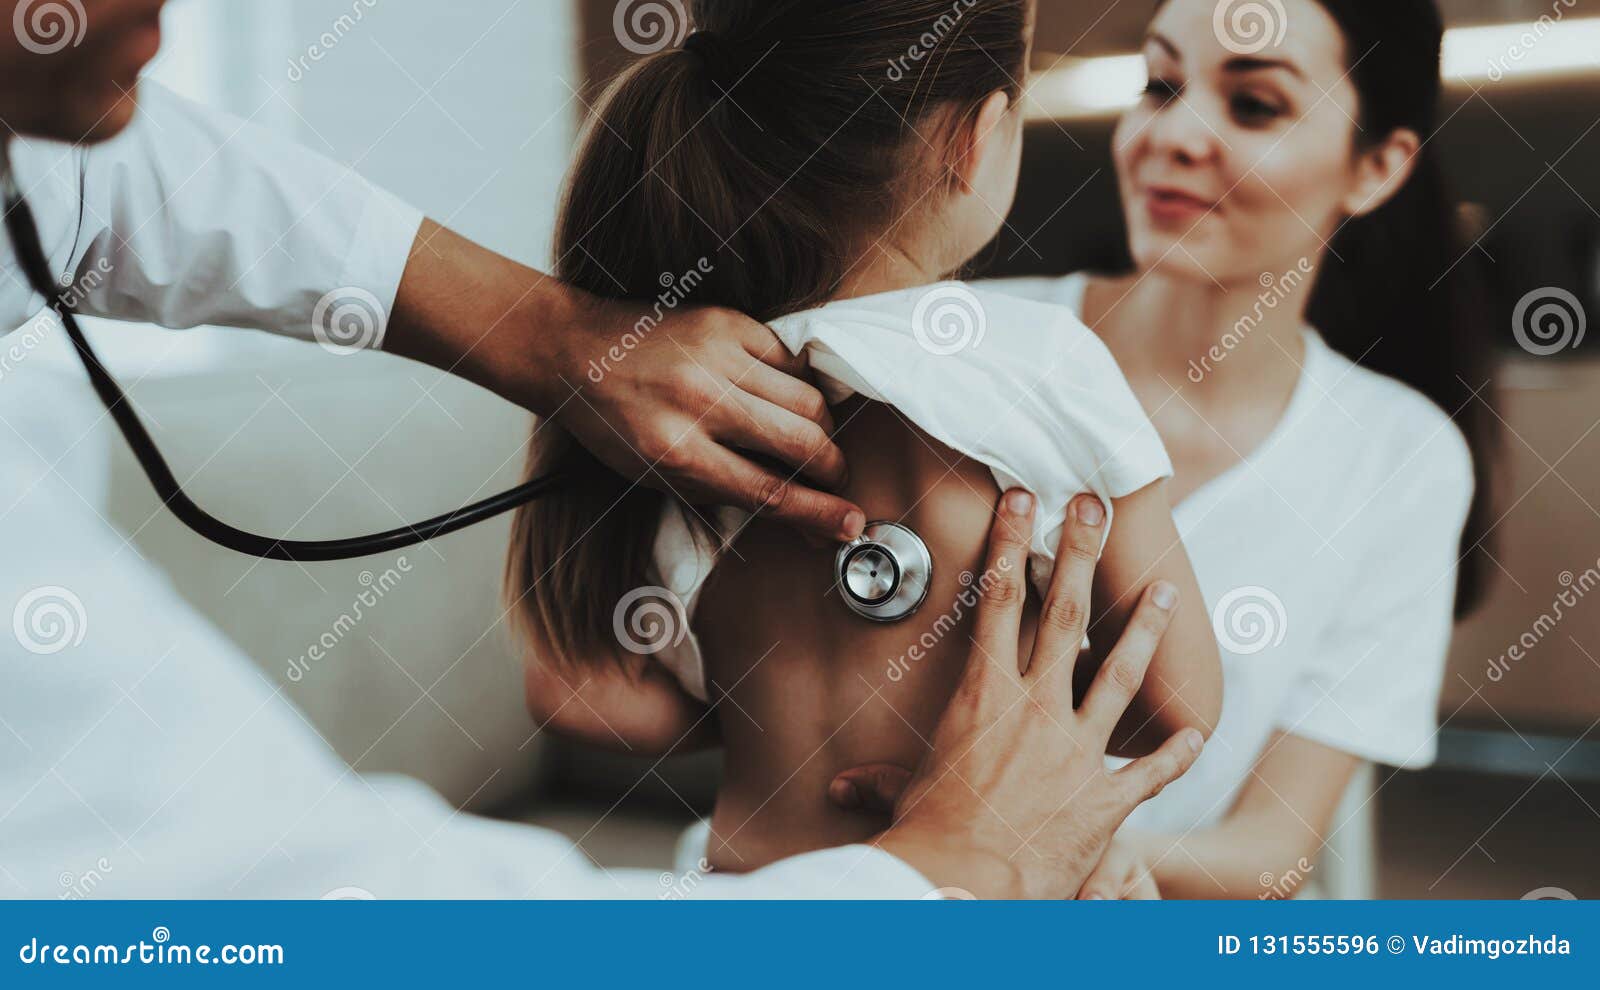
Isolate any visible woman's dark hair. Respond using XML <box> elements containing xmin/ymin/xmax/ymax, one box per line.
<box><xmin>1296</xmin><ymin>0</ymin><xmax>1498</xmax><ymax>616</ymax></box>
<box><xmin>507</xmin><ymin>0</ymin><xmax>1032</xmax><ymax>667</ymax></box>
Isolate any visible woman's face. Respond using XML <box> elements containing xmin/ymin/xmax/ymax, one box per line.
<box><xmin>1112</xmin><ymin>0</ymin><xmax>1367</xmax><ymax>285</ymax></box>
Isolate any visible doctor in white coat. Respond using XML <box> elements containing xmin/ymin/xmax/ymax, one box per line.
<box><xmin>0</xmin><ymin>0</ymin><xmax>1202</xmax><ymax>899</ymax></box>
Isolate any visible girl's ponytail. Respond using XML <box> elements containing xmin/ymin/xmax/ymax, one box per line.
<box><xmin>507</xmin><ymin>0</ymin><xmax>1032</xmax><ymax>667</ymax></box>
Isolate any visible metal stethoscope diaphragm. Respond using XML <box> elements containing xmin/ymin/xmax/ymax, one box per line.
<box><xmin>836</xmin><ymin>521</ymin><xmax>932</xmax><ymax>623</ymax></box>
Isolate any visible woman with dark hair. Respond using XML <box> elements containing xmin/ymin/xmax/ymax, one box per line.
<box><xmin>987</xmin><ymin>0</ymin><xmax>1495</xmax><ymax>897</ymax></box>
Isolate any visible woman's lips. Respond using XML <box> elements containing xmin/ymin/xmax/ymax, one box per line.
<box><xmin>1144</xmin><ymin>186</ymin><xmax>1218</xmax><ymax>225</ymax></box>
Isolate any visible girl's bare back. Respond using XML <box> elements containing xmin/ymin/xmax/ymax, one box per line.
<box><xmin>694</xmin><ymin>397</ymin><xmax>1039</xmax><ymax>872</ymax></box>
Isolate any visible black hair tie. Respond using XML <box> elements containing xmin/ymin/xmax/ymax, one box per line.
<box><xmin>682</xmin><ymin>30</ymin><xmax>744</xmax><ymax>87</ymax></box>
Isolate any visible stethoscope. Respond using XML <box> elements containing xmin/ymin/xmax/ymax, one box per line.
<box><xmin>1</xmin><ymin>140</ymin><xmax>933</xmax><ymax>621</ymax></box>
<box><xmin>836</xmin><ymin>522</ymin><xmax>932</xmax><ymax>622</ymax></box>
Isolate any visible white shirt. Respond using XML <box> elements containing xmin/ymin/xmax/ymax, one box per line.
<box><xmin>0</xmin><ymin>84</ymin><xmax>419</xmax><ymax>347</ymax></box>
<box><xmin>0</xmin><ymin>85</ymin><xmax>933</xmax><ymax>898</ymax></box>
<box><xmin>987</xmin><ymin>275</ymin><xmax>1474</xmax><ymax>834</ymax></box>
<box><xmin>650</xmin><ymin>283</ymin><xmax>1173</xmax><ymax>702</ymax></box>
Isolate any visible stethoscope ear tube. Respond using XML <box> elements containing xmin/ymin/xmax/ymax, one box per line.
<box><xmin>1</xmin><ymin>139</ymin><xmax>563</xmax><ymax>561</ymax></box>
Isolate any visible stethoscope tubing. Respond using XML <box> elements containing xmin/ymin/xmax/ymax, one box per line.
<box><xmin>1</xmin><ymin>140</ymin><xmax>562</xmax><ymax>562</ymax></box>
<box><xmin>2</xmin><ymin>140</ymin><xmax>928</xmax><ymax>622</ymax></box>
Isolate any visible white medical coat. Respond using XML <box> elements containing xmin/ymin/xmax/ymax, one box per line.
<box><xmin>0</xmin><ymin>84</ymin><xmax>931</xmax><ymax>899</ymax></box>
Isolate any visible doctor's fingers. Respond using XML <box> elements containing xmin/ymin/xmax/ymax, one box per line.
<box><xmin>1025</xmin><ymin>494</ymin><xmax>1105</xmax><ymax>691</ymax></box>
<box><xmin>827</xmin><ymin>763</ymin><xmax>914</xmax><ymax>814</ymax></box>
<box><xmin>1077</xmin><ymin>583</ymin><xmax>1176</xmax><ymax>738</ymax></box>
<box><xmin>731</xmin><ymin>312</ymin><xmax>814</xmax><ymax>373</ymax></box>
<box><xmin>966</xmin><ymin>490</ymin><xmax>1035</xmax><ymax>684</ymax></box>
<box><xmin>1079</xmin><ymin>844</ymin><xmax>1154</xmax><ymax>901</ymax></box>
<box><xmin>735</xmin><ymin>359</ymin><xmax>838</xmax><ymax>447</ymax></box>
<box><xmin>1111</xmin><ymin>726</ymin><xmax>1204</xmax><ymax>809</ymax></box>
<box><xmin>685</xmin><ymin>441</ymin><xmax>864</xmax><ymax>543</ymax></box>
<box><xmin>715</xmin><ymin>391</ymin><xmax>849</xmax><ymax>493</ymax></box>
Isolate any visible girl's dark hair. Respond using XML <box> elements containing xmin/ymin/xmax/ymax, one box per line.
<box><xmin>507</xmin><ymin>0</ymin><xmax>1032</xmax><ymax>666</ymax></box>
<box><xmin>1296</xmin><ymin>0</ymin><xmax>1498</xmax><ymax>616</ymax></box>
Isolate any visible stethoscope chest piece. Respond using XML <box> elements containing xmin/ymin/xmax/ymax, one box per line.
<box><xmin>836</xmin><ymin>521</ymin><xmax>932</xmax><ymax>623</ymax></box>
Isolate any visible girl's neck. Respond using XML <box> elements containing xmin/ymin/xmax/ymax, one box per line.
<box><xmin>1090</xmin><ymin>263</ymin><xmax>1314</xmax><ymax>389</ymax></box>
<box><xmin>835</xmin><ymin>237</ymin><xmax>946</xmax><ymax>301</ymax></box>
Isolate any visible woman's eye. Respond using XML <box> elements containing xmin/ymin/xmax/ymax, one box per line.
<box><xmin>1230</xmin><ymin>93</ymin><xmax>1285</xmax><ymax>125</ymax></box>
<box><xmin>1142</xmin><ymin>79</ymin><xmax>1180</xmax><ymax>104</ymax></box>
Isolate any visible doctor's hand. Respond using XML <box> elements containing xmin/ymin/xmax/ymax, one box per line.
<box><xmin>387</xmin><ymin>221</ymin><xmax>864</xmax><ymax>544</ymax></box>
<box><xmin>543</xmin><ymin>295</ymin><xmax>865</xmax><ymax>543</ymax></box>
<box><xmin>1078</xmin><ymin>834</ymin><xmax>1162</xmax><ymax>900</ymax></box>
<box><xmin>870</xmin><ymin>492</ymin><xmax>1205</xmax><ymax>900</ymax></box>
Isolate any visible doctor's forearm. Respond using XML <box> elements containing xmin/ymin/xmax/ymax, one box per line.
<box><xmin>381</xmin><ymin>219</ymin><xmax>866</xmax><ymax>543</ymax></box>
<box><xmin>384</xmin><ymin>219</ymin><xmax>576</xmax><ymax>417</ymax></box>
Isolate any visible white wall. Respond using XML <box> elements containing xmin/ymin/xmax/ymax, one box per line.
<box><xmin>147</xmin><ymin>0</ymin><xmax>577</xmax><ymax>266</ymax></box>
<box><xmin>270</xmin><ymin>0</ymin><xmax>577</xmax><ymax>268</ymax></box>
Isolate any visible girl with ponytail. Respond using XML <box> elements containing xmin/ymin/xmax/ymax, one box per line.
<box><xmin>508</xmin><ymin>0</ymin><xmax>1227</xmax><ymax>873</ymax></box>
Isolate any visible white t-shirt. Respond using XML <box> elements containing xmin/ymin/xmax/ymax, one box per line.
<box><xmin>987</xmin><ymin>274</ymin><xmax>1474</xmax><ymax>834</ymax></box>
<box><xmin>648</xmin><ymin>283</ymin><xmax>1175</xmax><ymax>702</ymax></box>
